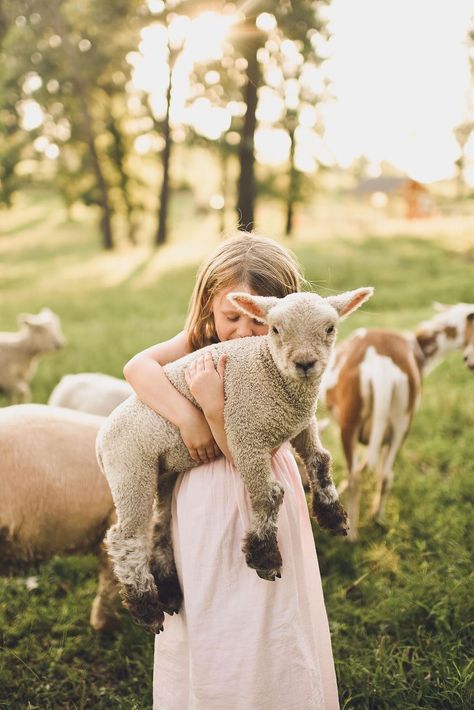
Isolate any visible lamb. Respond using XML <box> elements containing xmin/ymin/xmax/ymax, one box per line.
<box><xmin>96</xmin><ymin>287</ymin><xmax>373</xmax><ymax>634</ymax></box>
<box><xmin>321</xmin><ymin>301</ymin><xmax>474</xmax><ymax>541</ymax></box>
<box><xmin>48</xmin><ymin>372</ymin><xmax>133</xmax><ymax>416</ymax></box>
<box><xmin>0</xmin><ymin>404</ymin><xmax>118</xmax><ymax>632</ymax></box>
<box><xmin>0</xmin><ymin>308</ymin><xmax>65</xmax><ymax>403</ymax></box>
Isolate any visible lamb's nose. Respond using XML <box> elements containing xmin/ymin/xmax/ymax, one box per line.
<box><xmin>295</xmin><ymin>360</ymin><xmax>316</xmax><ymax>373</ymax></box>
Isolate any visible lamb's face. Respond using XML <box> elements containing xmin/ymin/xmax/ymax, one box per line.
<box><xmin>266</xmin><ymin>294</ymin><xmax>338</xmax><ymax>381</ymax></box>
<box><xmin>227</xmin><ymin>287</ymin><xmax>374</xmax><ymax>383</ymax></box>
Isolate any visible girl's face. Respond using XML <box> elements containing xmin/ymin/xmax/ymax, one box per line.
<box><xmin>212</xmin><ymin>283</ymin><xmax>269</xmax><ymax>342</ymax></box>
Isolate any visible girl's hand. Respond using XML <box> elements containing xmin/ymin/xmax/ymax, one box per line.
<box><xmin>184</xmin><ymin>352</ymin><xmax>227</xmax><ymax>417</ymax></box>
<box><xmin>178</xmin><ymin>407</ymin><xmax>221</xmax><ymax>464</ymax></box>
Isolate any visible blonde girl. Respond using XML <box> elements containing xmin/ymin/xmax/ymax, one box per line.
<box><xmin>124</xmin><ymin>232</ymin><xmax>340</xmax><ymax>710</ymax></box>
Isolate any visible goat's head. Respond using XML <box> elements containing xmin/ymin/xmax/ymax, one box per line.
<box><xmin>428</xmin><ymin>302</ymin><xmax>474</xmax><ymax>371</ymax></box>
<box><xmin>463</xmin><ymin>312</ymin><xmax>474</xmax><ymax>371</ymax></box>
<box><xmin>227</xmin><ymin>288</ymin><xmax>373</xmax><ymax>382</ymax></box>
<box><xmin>18</xmin><ymin>308</ymin><xmax>66</xmax><ymax>351</ymax></box>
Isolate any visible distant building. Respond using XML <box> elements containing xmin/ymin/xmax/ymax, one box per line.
<box><xmin>354</xmin><ymin>176</ymin><xmax>433</xmax><ymax>218</ymax></box>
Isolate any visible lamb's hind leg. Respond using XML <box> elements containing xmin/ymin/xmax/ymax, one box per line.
<box><xmin>233</xmin><ymin>451</ymin><xmax>284</xmax><ymax>581</ymax></box>
<box><xmin>291</xmin><ymin>418</ymin><xmax>349</xmax><ymax>536</ymax></box>
<box><xmin>149</xmin><ymin>472</ymin><xmax>183</xmax><ymax>616</ymax></box>
<box><xmin>97</xmin><ymin>441</ymin><xmax>164</xmax><ymax>634</ymax></box>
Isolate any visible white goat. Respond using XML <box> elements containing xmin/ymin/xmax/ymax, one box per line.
<box><xmin>0</xmin><ymin>308</ymin><xmax>65</xmax><ymax>403</ymax></box>
<box><xmin>321</xmin><ymin>302</ymin><xmax>474</xmax><ymax>541</ymax></box>
<box><xmin>48</xmin><ymin>372</ymin><xmax>133</xmax><ymax>416</ymax></box>
<box><xmin>97</xmin><ymin>287</ymin><xmax>373</xmax><ymax>634</ymax></box>
<box><xmin>0</xmin><ymin>404</ymin><xmax>118</xmax><ymax>631</ymax></box>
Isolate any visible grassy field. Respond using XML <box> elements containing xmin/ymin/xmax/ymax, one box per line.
<box><xmin>0</xmin><ymin>190</ymin><xmax>473</xmax><ymax>709</ymax></box>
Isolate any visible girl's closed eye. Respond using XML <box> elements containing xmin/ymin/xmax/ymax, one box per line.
<box><xmin>226</xmin><ymin>315</ymin><xmax>239</xmax><ymax>322</ymax></box>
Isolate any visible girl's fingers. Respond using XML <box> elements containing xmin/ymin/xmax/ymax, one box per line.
<box><xmin>217</xmin><ymin>354</ymin><xmax>227</xmax><ymax>378</ymax></box>
<box><xmin>196</xmin><ymin>447</ymin><xmax>208</xmax><ymax>463</ymax></box>
<box><xmin>188</xmin><ymin>447</ymin><xmax>200</xmax><ymax>462</ymax></box>
<box><xmin>196</xmin><ymin>355</ymin><xmax>205</xmax><ymax>372</ymax></box>
<box><xmin>204</xmin><ymin>351</ymin><xmax>215</xmax><ymax>371</ymax></box>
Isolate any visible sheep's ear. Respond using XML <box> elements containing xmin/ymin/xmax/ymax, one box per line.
<box><xmin>227</xmin><ymin>292</ymin><xmax>279</xmax><ymax>323</ymax></box>
<box><xmin>326</xmin><ymin>287</ymin><xmax>374</xmax><ymax>320</ymax></box>
<box><xmin>17</xmin><ymin>312</ymin><xmax>35</xmax><ymax>327</ymax></box>
<box><xmin>432</xmin><ymin>301</ymin><xmax>450</xmax><ymax>313</ymax></box>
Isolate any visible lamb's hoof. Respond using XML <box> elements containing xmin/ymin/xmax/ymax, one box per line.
<box><xmin>313</xmin><ymin>498</ymin><xmax>349</xmax><ymax>536</ymax></box>
<box><xmin>256</xmin><ymin>568</ymin><xmax>282</xmax><ymax>582</ymax></box>
<box><xmin>156</xmin><ymin>574</ymin><xmax>183</xmax><ymax>616</ymax></box>
<box><xmin>122</xmin><ymin>585</ymin><xmax>165</xmax><ymax>634</ymax></box>
<box><xmin>243</xmin><ymin>531</ymin><xmax>282</xmax><ymax>581</ymax></box>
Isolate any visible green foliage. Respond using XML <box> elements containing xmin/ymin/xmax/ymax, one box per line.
<box><xmin>0</xmin><ymin>191</ymin><xmax>473</xmax><ymax>707</ymax></box>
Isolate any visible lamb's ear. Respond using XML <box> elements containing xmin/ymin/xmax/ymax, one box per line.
<box><xmin>326</xmin><ymin>287</ymin><xmax>374</xmax><ymax>320</ymax></box>
<box><xmin>227</xmin><ymin>292</ymin><xmax>279</xmax><ymax>324</ymax></box>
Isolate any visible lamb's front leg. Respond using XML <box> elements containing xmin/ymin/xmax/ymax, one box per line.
<box><xmin>291</xmin><ymin>418</ymin><xmax>349</xmax><ymax>536</ymax></box>
<box><xmin>233</xmin><ymin>450</ymin><xmax>284</xmax><ymax>581</ymax></box>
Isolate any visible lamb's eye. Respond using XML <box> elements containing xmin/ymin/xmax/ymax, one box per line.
<box><xmin>272</xmin><ymin>326</ymin><xmax>279</xmax><ymax>335</ymax></box>
<box><xmin>326</xmin><ymin>325</ymin><xmax>335</xmax><ymax>335</ymax></box>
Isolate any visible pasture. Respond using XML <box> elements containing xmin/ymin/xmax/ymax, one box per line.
<box><xmin>0</xmin><ymin>190</ymin><xmax>473</xmax><ymax>709</ymax></box>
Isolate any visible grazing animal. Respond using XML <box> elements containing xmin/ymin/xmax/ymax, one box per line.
<box><xmin>321</xmin><ymin>302</ymin><xmax>474</xmax><ymax>540</ymax></box>
<box><xmin>96</xmin><ymin>287</ymin><xmax>373</xmax><ymax>634</ymax></box>
<box><xmin>0</xmin><ymin>308</ymin><xmax>65</xmax><ymax>404</ymax></box>
<box><xmin>48</xmin><ymin>372</ymin><xmax>133</xmax><ymax>416</ymax></box>
<box><xmin>0</xmin><ymin>404</ymin><xmax>118</xmax><ymax>631</ymax></box>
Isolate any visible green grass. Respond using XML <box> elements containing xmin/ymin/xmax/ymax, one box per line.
<box><xmin>1</xmin><ymin>190</ymin><xmax>473</xmax><ymax>708</ymax></box>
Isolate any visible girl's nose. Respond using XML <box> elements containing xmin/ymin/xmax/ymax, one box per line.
<box><xmin>237</xmin><ymin>321</ymin><xmax>254</xmax><ymax>338</ymax></box>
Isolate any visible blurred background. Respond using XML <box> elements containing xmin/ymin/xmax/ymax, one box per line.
<box><xmin>1</xmin><ymin>1</ymin><xmax>473</xmax><ymax>708</ymax></box>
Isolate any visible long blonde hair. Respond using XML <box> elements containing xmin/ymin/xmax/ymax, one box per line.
<box><xmin>185</xmin><ymin>231</ymin><xmax>304</xmax><ymax>350</ymax></box>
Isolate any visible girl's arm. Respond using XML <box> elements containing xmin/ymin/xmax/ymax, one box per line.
<box><xmin>123</xmin><ymin>331</ymin><xmax>220</xmax><ymax>463</ymax></box>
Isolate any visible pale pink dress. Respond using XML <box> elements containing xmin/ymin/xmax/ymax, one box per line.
<box><xmin>153</xmin><ymin>445</ymin><xmax>340</xmax><ymax>710</ymax></box>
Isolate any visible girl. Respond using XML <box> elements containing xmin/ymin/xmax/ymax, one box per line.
<box><xmin>123</xmin><ymin>232</ymin><xmax>340</xmax><ymax>710</ymax></box>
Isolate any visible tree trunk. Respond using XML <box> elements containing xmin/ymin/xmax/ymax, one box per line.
<box><xmin>236</xmin><ymin>32</ymin><xmax>261</xmax><ymax>231</ymax></box>
<box><xmin>44</xmin><ymin>1</ymin><xmax>114</xmax><ymax>249</ymax></box>
<box><xmin>285</xmin><ymin>129</ymin><xmax>298</xmax><ymax>237</ymax></box>
<box><xmin>156</xmin><ymin>67</ymin><xmax>173</xmax><ymax>247</ymax></box>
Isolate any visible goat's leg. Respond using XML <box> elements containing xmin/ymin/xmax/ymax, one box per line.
<box><xmin>233</xmin><ymin>450</ymin><xmax>284</xmax><ymax>581</ymax></box>
<box><xmin>371</xmin><ymin>416</ymin><xmax>409</xmax><ymax>521</ymax></box>
<box><xmin>149</xmin><ymin>472</ymin><xmax>183</xmax><ymax>616</ymax></box>
<box><xmin>97</xmin><ymin>443</ymin><xmax>164</xmax><ymax>634</ymax></box>
<box><xmin>291</xmin><ymin>418</ymin><xmax>349</xmax><ymax>536</ymax></box>
<box><xmin>90</xmin><ymin>542</ymin><xmax>120</xmax><ymax>632</ymax></box>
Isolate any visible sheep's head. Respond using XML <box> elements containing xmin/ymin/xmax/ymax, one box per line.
<box><xmin>18</xmin><ymin>308</ymin><xmax>66</xmax><ymax>352</ymax></box>
<box><xmin>228</xmin><ymin>288</ymin><xmax>373</xmax><ymax>381</ymax></box>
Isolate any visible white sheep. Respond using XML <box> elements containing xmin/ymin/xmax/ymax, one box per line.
<box><xmin>0</xmin><ymin>404</ymin><xmax>118</xmax><ymax>632</ymax></box>
<box><xmin>0</xmin><ymin>308</ymin><xmax>65</xmax><ymax>403</ymax></box>
<box><xmin>96</xmin><ymin>287</ymin><xmax>373</xmax><ymax>634</ymax></box>
<box><xmin>48</xmin><ymin>372</ymin><xmax>133</xmax><ymax>416</ymax></box>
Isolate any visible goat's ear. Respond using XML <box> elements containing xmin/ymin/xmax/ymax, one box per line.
<box><xmin>432</xmin><ymin>301</ymin><xmax>450</xmax><ymax>313</ymax></box>
<box><xmin>227</xmin><ymin>292</ymin><xmax>279</xmax><ymax>323</ymax></box>
<box><xmin>326</xmin><ymin>287</ymin><xmax>374</xmax><ymax>320</ymax></box>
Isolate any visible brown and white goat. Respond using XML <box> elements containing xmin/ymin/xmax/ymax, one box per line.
<box><xmin>321</xmin><ymin>302</ymin><xmax>474</xmax><ymax>540</ymax></box>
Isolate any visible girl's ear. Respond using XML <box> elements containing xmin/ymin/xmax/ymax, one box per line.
<box><xmin>226</xmin><ymin>293</ymin><xmax>280</xmax><ymax>323</ymax></box>
<box><xmin>325</xmin><ymin>287</ymin><xmax>374</xmax><ymax>320</ymax></box>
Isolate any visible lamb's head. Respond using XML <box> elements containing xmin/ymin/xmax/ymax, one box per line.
<box><xmin>18</xmin><ymin>308</ymin><xmax>65</xmax><ymax>352</ymax></box>
<box><xmin>228</xmin><ymin>287</ymin><xmax>373</xmax><ymax>381</ymax></box>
